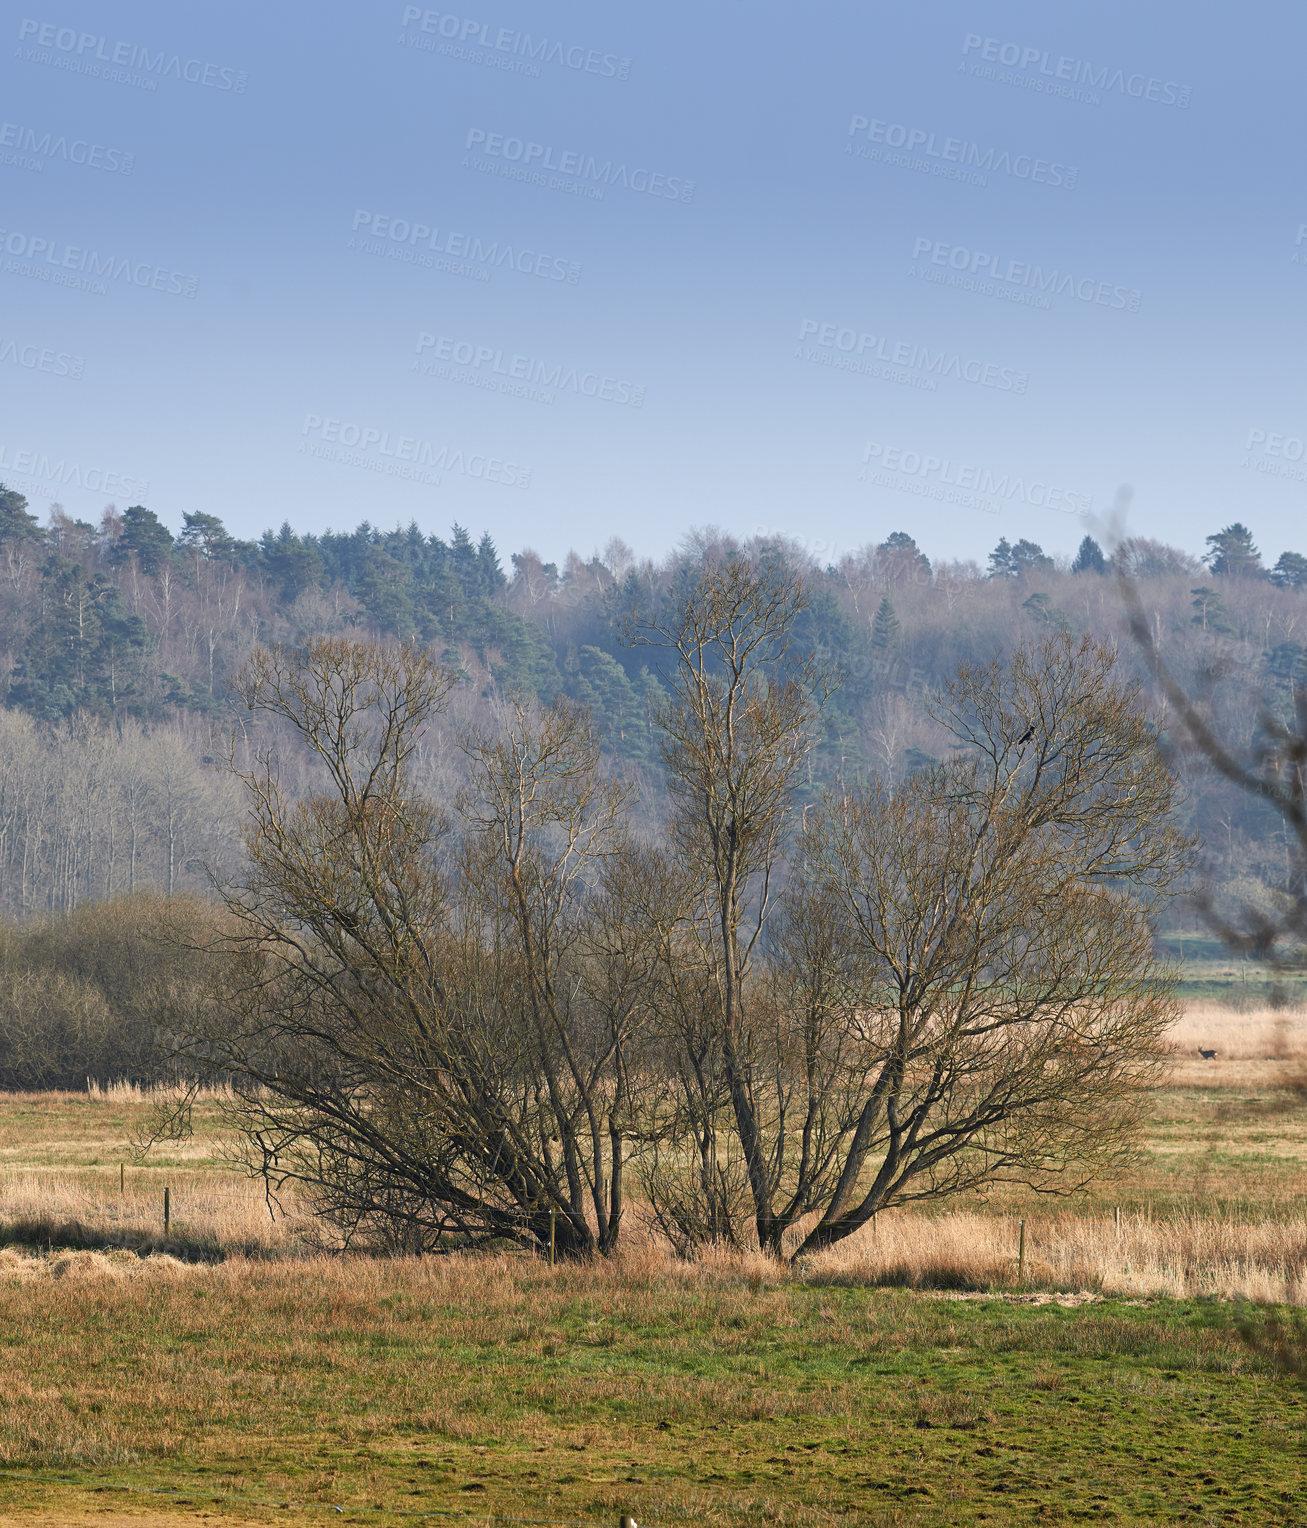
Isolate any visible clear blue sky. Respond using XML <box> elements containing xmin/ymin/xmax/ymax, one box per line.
<box><xmin>2</xmin><ymin>0</ymin><xmax>1303</xmax><ymax>567</ymax></box>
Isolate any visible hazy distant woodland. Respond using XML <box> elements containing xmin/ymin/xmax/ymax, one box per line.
<box><xmin>1</xmin><ymin>483</ymin><xmax>1303</xmax><ymax>933</ymax></box>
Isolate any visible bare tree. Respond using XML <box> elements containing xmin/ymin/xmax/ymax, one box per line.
<box><xmin>0</xmin><ymin>712</ymin><xmax>226</xmax><ymax>916</ymax></box>
<box><xmin>191</xmin><ymin>640</ymin><xmax>464</xmax><ymax>1248</ymax></box>
<box><xmin>625</xmin><ymin>846</ymin><xmax>757</xmax><ymax>1252</ymax></box>
<box><xmin>186</xmin><ymin>640</ymin><xmax>645</xmax><ymax>1256</ymax></box>
<box><xmin>631</xmin><ymin>596</ymin><xmax>1188</xmax><ymax>1260</ymax></box>
<box><xmin>630</xmin><ymin>556</ymin><xmax>833</xmax><ymax>1254</ymax></box>
<box><xmin>137</xmin><ymin>611</ymin><xmax>1192</xmax><ymax>1266</ymax></box>
<box><xmin>457</xmin><ymin>696</ymin><xmax>635</xmax><ymax>1255</ymax></box>
<box><xmin>794</xmin><ymin>633</ymin><xmax>1191</xmax><ymax>1256</ymax></box>
<box><xmin>865</xmin><ymin>692</ymin><xmax>914</xmax><ymax>782</ymax></box>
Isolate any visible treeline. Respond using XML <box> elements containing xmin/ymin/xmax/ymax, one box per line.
<box><xmin>0</xmin><ymin>710</ymin><xmax>237</xmax><ymax>919</ymax></box>
<box><xmin>0</xmin><ymin>488</ymin><xmax>542</xmax><ymax>718</ymax></box>
<box><xmin>0</xmin><ymin>895</ymin><xmax>218</xmax><ymax>1088</ymax></box>
<box><xmin>1</xmin><ymin>479</ymin><xmax>1304</xmax><ymax>926</ymax></box>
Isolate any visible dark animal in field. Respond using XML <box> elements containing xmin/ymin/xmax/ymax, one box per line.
<box><xmin>619</xmin><ymin>1518</ymin><xmax>639</xmax><ymax>1528</ymax></box>
<box><xmin>1198</xmin><ymin>1048</ymin><xmax>1217</xmax><ymax>1060</ymax></box>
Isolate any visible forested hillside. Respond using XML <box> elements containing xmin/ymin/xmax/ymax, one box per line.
<box><xmin>1</xmin><ymin>481</ymin><xmax>1303</xmax><ymax>929</ymax></box>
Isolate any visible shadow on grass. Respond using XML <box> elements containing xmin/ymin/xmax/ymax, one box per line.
<box><xmin>0</xmin><ymin>1214</ymin><xmax>275</xmax><ymax>1263</ymax></box>
<box><xmin>802</xmin><ymin>1255</ymin><xmax>1016</xmax><ymax>1292</ymax></box>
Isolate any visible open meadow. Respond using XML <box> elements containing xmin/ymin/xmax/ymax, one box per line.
<box><xmin>0</xmin><ymin>1006</ymin><xmax>1304</xmax><ymax>1527</ymax></box>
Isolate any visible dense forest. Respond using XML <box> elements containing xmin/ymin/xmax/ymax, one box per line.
<box><xmin>1</xmin><ymin>481</ymin><xmax>1304</xmax><ymax>929</ymax></box>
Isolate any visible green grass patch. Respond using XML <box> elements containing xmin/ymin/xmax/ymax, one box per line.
<box><xmin>0</xmin><ymin>1260</ymin><xmax>1301</xmax><ymax>1525</ymax></box>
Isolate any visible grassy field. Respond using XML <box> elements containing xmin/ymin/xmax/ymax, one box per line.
<box><xmin>0</xmin><ymin>1008</ymin><xmax>1304</xmax><ymax>1526</ymax></box>
<box><xmin>1159</xmin><ymin>934</ymin><xmax>1307</xmax><ymax>1008</ymax></box>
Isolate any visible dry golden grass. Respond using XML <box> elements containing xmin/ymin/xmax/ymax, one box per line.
<box><xmin>0</xmin><ymin>1168</ymin><xmax>304</xmax><ymax>1259</ymax></box>
<box><xmin>1168</xmin><ymin>1000</ymin><xmax>1307</xmax><ymax>1055</ymax></box>
<box><xmin>0</xmin><ymin>1085</ymin><xmax>316</xmax><ymax>1260</ymax></box>
<box><xmin>799</xmin><ymin>1207</ymin><xmax>1307</xmax><ymax>1303</ymax></box>
<box><xmin>2</xmin><ymin>1203</ymin><xmax>1303</xmax><ymax>1304</ymax></box>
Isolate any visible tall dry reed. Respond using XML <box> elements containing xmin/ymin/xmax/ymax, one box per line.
<box><xmin>0</xmin><ymin>1168</ymin><xmax>303</xmax><ymax>1259</ymax></box>
<box><xmin>800</xmin><ymin>1208</ymin><xmax>1307</xmax><ymax>1303</ymax></box>
<box><xmin>1167</xmin><ymin>1003</ymin><xmax>1306</xmax><ymax>1061</ymax></box>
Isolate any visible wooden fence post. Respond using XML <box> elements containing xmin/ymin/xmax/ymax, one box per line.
<box><xmin>1017</xmin><ymin>1219</ymin><xmax>1025</xmax><ymax>1282</ymax></box>
<box><xmin>164</xmin><ymin>1186</ymin><xmax>170</xmax><ymax>1236</ymax></box>
<box><xmin>549</xmin><ymin>1207</ymin><xmax>556</xmax><ymax>1268</ymax></box>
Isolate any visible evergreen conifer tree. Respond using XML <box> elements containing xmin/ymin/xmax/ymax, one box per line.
<box><xmin>871</xmin><ymin>595</ymin><xmax>900</xmax><ymax>651</ymax></box>
<box><xmin>1071</xmin><ymin>535</ymin><xmax>1107</xmax><ymax>575</ymax></box>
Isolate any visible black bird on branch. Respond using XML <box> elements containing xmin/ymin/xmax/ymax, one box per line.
<box><xmin>1016</xmin><ymin>725</ymin><xmax>1035</xmax><ymax>745</ymax></box>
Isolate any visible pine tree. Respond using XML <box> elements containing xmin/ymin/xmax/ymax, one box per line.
<box><xmin>178</xmin><ymin>511</ymin><xmax>235</xmax><ymax>561</ymax></box>
<box><xmin>357</xmin><ymin>546</ymin><xmax>417</xmax><ymax>636</ymax></box>
<box><xmin>988</xmin><ymin>539</ymin><xmax>1018</xmax><ymax>578</ymax></box>
<box><xmin>260</xmin><ymin>522</ymin><xmax>324</xmax><ymax>600</ymax></box>
<box><xmin>1012</xmin><ymin>539</ymin><xmax>1054</xmax><ymax>574</ymax></box>
<box><xmin>878</xmin><ymin>531</ymin><xmax>931</xmax><ymax>578</ymax></box>
<box><xmin>1270</xmin><ymin>551</ymin><xmax>1307</xmax><ymax>590</ymax></box>
<box><xmin>575</xmin><ymin>646</ymin><xmax>644</xmax><ymax>757</ymax></box>
<box><xmin>451</xmin><ymin>523</ymin><xmax>478</xmax><ymax>584</ymax></box>
<box><xmin>1071</xmin><ymin>535</ymin><xmax>1107</xmax><ymax>575</ymax></box>
<box><xmin>1022</xmin><ymin>592</ymin><xmax>1060</xmax><ymax>626</ymax></box>
<box><xmin>1190</xmin><ymin>585</ymin><xmax>1235</xmax><ymax>636</ymax></box>
<box><xmin>477</xmin><ymin>532</ymin><xmax>506</xmax><ymax>591</ymax></box>
<box><xmin>0</xmin><ymin>484</ymin><xmax>40</xmax><ymax>542</ymax></box>
<box><xmin>1204</xmin><ymin>523</ymin><xmax>1261</xmax><ymax>578</ymax></box>
<box><xmin>870</xmin><ymin>595</ymin><xmax>900</xmax><ymax>651</ymax></box>
<box><xmin>112</xmin><ymin>505</ymin><xmax>174</xmax><ymax>576</ymax></box>
<box><xmin>1266</xmin><ymin>642</ymin><xmax>1307</xmax><ymax>685</ymax></box>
